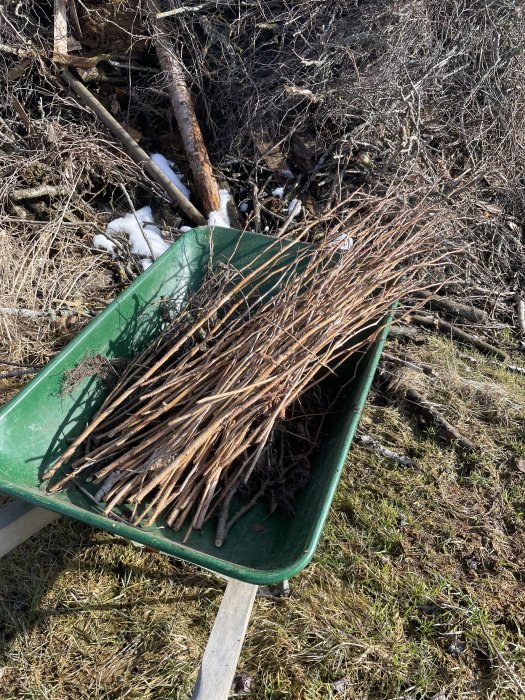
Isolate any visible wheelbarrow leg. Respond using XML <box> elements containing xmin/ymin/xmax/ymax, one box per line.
<box><xmin>191</xmin><ymin>579</ymin><xmax>257</xmax><ymax>700</ymax></box>
<box><xmin>0</xmin><ymin>500</ymin><xmax>59</xmax><ymax>558</ymax></box>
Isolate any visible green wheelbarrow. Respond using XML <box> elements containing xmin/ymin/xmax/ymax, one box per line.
<box><xmin>0</xmin><ymin>226</ymin><xmax>391</xmax><ymax>697</ymax></box>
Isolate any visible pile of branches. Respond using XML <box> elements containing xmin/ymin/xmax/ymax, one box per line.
<box><xmin>43</xmin><ymin>198</ymin><xmax>439</xmax><ymax>543</ymax></box>
<box><xmin>3</xmin><ymin>1</ymin><xmax>524</xmax><ymax>309</ymax></box>
<box><xmin>146</xmin><ymin>0</ymin><xmax>525</xmax><ymax>312</ymax></box>
<box><xmin>0</xmin><ymin>2</ymin><xmax>151</xmax><ymax>392</ymax></box>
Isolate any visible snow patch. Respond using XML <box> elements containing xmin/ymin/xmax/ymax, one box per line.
<box><xmin>287</xmin><ymin>198</ymin><xmax>302</xmax><ymax>218</ymax></box>
<box><xmin>208</xmin><ymin>189</ymin><xmax>231</xmax><ymax>227</ymax></box>
<box><xmin>94</xmin><ymin>206</ymin><xmax>171</xmax><ymax>272</ymax></box>
<box><xmin>272</xmin><ymin>187</ymin><xmax>284</xmax><ymax>198</ymax></box>
<box><xmin>93</xmin><ymin>234</ymin><xmax>116</xmax><ymax>253</ymax></box>
<box><xmin>150</xmin><ymin>153</ymin><xmax>191</xmax><ymax>199</ymax></box>
<box><xmin>239</xmin><ymin>201</ymin><xmax>249</xmax><ymax>212</ymax></box>
<box><xmin>107</xmin><ymin>206</ymin><xmax>170</xmax><ymax>259</ymax></box>
<box><xmin>180</xmin><ymin>225</ymin><xmax>192</xmax><ymax>232</ymax></box>
<box><xmin>335</xmin><ymin>233</ymin><xmax>354</xmax><ymax>251</ymax></box>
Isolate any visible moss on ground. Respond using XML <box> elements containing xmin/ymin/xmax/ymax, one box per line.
<box><xmin>0</xmin><ymin>334</ymin><xmax>524</xmax><ymax>699</ymax></box>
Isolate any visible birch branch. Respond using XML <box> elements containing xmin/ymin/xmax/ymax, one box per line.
<box><xmin>53</xmin><ymin>0</ymin><xmax>68</xmax><ymax>61</ymax></box>
<box><xmin>355</xmin><ymin>433</ymin><xmax>417</xmax><ymax>468</ymax></box>
<box><xmin>12</xmin><ymin>185</ymin><xmax>70</xmax><ymax>201</ymax></box>
<box><xmin>517</xmin><ymin>297</ymin><xmax>525</xmax><ymax>334</ymax></box>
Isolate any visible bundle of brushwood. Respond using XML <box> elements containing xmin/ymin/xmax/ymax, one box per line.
<box><xmin>43</xmin><ymin>200</ymin><xmax>437</xmax><ymax>544</ymax></box>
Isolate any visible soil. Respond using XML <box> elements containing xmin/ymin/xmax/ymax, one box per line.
<box><xmin>61</xmin><ymin>354</ymin><xmax>127</xmax><ymax>395</ymax></box>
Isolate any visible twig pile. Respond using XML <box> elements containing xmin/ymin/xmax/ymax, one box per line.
<box><xmin>43</xmin><ymin>201</ymin><xmax>437</xmax><ymax>541</ymax></box>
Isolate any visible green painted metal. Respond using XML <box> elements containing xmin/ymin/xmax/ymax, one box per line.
<box><xmin>0</xmin><ymin>227</ymin><xmax>390</xmax><ymax>584</ymax></box>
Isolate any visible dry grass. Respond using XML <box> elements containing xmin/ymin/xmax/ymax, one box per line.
<box><xmin>0</xmin><ymin>214</ymin><xmax>116</xmax><ymax>407</ymax></box>
<box><xmin>1</xmin><ymin>335</ymin><xmax>524</xmax><ymax>699</ymax></box>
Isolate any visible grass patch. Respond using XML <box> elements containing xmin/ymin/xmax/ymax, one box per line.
<box><xmin>0</xmin><ymin>335</ymin><xmax>524</xmax><ymax>698</ymax></box>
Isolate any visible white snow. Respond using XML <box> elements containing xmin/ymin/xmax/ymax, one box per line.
<box><xmin>180</xmin><ymin>225</ymin><xmax>192</xmax><ymax>232</ymax></box>
<box><xmin>150</xmin><ymin>153</ymin><xmax>191</xmax><ymax>199</ymax></box>
<box><xmin>239</xmin><ymin>201</ymin><xmax>249</xmax><ymax>212</ymax></box>
<box><xmin>93</xmin><ymin>233</ymin><xmax>116</xmax><ymax>253</ymax></box>
<box><xmin>287</xmin><ymin>198</ymin><xmax>302</xmax><ymax>218</ymax></box>
<box><xmin>208</xmin><ymin>189</ymin><xmax>231</xmax><ymax>227</ymax></box>
<box><xmin>272</xmin><ymin>187</ymin><xmax>284</xmax><ymax>198</ymax></box>
<box><xmin>141</xmin><ymin>258</ymin><xmax>153</xmax><ymax>270</ymax></box>
<box><xmin>281</xmin><ymin>169</ymin><xmax>294</xmax><ymax>178</ymax></box>
<box><xmin>107</xmin><ymin>206</ymin><xmax>170</xmax><ymax>259</ymax></box>
<box><xmin>335</xmin><ymin>233</ymin><xmax>354</xmax><ymax>250</ymax></box>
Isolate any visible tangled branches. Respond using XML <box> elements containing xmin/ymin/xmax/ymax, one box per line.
<box><xmin>42</xmin><ymin>197</ymin><xmax>439</xmax><ymax>542</ymax></box>
<box><xmin>147</xmin><ymin>0</ymin><xmax>525</xmax><ymax>303</ymax></box>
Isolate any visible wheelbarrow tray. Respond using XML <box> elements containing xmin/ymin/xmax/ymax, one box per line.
<box><xmin>0</xmin><ymin>226</ymin><xmax>390</xmax><ymax>584</ymax></box>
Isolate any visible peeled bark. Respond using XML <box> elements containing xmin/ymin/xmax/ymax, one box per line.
<box><xmin>150</xmin><ymin>8</ymin><xmax>221</xmax><ymax>215</ymax></box>
<box><xmin>53</xmin><ymin>0</ymin><xmax>68</xmax><ymax>60</ymax></box>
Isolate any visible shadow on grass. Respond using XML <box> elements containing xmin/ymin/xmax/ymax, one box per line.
<box><xmin>0</xmin><ymin>517</ymin><xmax>221</xmax><ymax>654</ymax></box>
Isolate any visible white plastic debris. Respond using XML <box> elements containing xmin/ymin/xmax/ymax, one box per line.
<box><xmin>179</xmin><ymin>225</ymin><xmax>192</xmax><ymax>232</ymax></box>
<box><xmin>150</xmin><ymin>153</ymin><xmax>191</xmax><ymax>199</ymax></box>
<box><xmin>239</xmin><ymin>201</ymin><xmax>249</xmax><ymax>212</ymax></box>
<box><xmin>93</xmin><ymin>233</ymin><xmax>116</xmax><ymax>253</ymax></box>
<box><xmin>208</xmin><ymin>189</ymin><xmax>231</xmax><ymax>227</ymax></box>
<box><xmin>287</xmin><ymin>198</ymin><xmax>302</xmax><ymax>218</ymax></box>
<box><xmin>272</xmin><ymin>187</ymin><xmax>284</xmax><ymax>198</ymax></box>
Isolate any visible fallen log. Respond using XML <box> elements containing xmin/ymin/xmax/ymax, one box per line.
<box><xmin>149</xmin><ymin>3</ymin><xmax>221</xmax><ymax>215</ymax></box>
<box><xmin>407</xmin><ymin>313</ymin><xmax>508</xmax><ymax>361</ymax></box>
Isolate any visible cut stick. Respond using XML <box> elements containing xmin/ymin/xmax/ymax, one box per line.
<box><xmin>407</xmin><ymin>313</ymin><xmax>508</xmax><ymax>361</ymax></box>
<box><xmin>53</xmin><ymin>0</ymin><xmax>68</xmax><ymax>61</ymax></box>
<box><xmin>149</xmin><ymin>4</ymin><xmax>221</xmax><ymax>215</ymax></box>
<box><xmin>381</xmin><ymin>352</ymin><xmax>434</xmax><ymax>376</ymax></box>
<box><xmin>355</xmin><ymin>433</ymin><xmax>417</xmax><ymax>468</ymax></box>
<box><xmin>413</xmin><ymin>291</ymin><xmax>489</xmax><ymax>324</ymax></box>
<box><xmin>60</xmin><ymin>69</ymin><xmax>206</xmax><ymax>226</ymax></box>
<box><xmin>404</xmin><ymin>386</ymin><xmax>478</xmax><ymax>453</ymax></box>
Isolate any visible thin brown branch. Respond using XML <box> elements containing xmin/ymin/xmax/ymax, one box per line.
<box><xmin>60</xmin><ymin>69</ymin><xmax>206</xmax><ymax>226</ymax></box>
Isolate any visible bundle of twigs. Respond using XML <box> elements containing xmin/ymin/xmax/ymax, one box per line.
<box><xmin>43</xmin><ymin>199</ymin><xmax>438</xmax><ymax>542</ymax></box>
